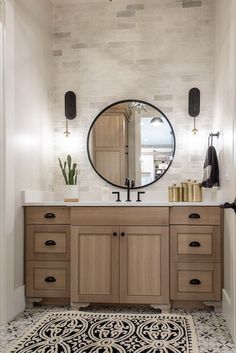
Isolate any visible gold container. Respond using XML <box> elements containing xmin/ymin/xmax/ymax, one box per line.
<box><xmin>177</xmin><ymin>187</ymin><xmax>183</xmax><ymax>202</ymax></box>
<box><xmin>172</xmin><ymin>184</ymin><xmax>179</xmax><ymax>202</ymax></box>
<box><xmin>181</xmin><ymin>182</ymin><xmax>188</xmax><ymax>202</ymax></box>
<box><xmin>193</xmin><ymin>181</ymin><xmax>202</xmax><ymax>202</ymax></box>
<box><xmin>187</xmin><ymin>180</ymin><xmax>193</xmax><ymax>202</ymax></box>
<box><xmin>168</xmin><ymin>186</ymin><xmax>173</xmax><ymax>202</ymax></box>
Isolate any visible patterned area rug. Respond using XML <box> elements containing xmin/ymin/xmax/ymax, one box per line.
<box><xmin>7</xmin><ymin>311</ymin><xmax>199</xmax><ymax>353</ymax></box>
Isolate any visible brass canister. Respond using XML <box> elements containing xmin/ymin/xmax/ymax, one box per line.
<box><xmin>181</xmin><ymin>182</ymin><xmax>188</xmax><ymax>202</ymax></box>
<box><xmin>168</xmin><ymin>186</ymin><xmax>173</xmax><ymax>202</ymax></box>
<box><xmin>172</xmin><ymin>184</ymin><xmax>179</xmax><ymax>202</ymax></box>
<box><xmin>177</xmin><ymin>187</ymin><xmax>183</xmax><ymax>202</ymax></box>
<box><xmin>187</xmin><ymin>180</ymin><xmax>193</xmax><ymax>202</ymax></box>
<box><xmin>193</xmin><ymin>181</ymin><xmax>202</xmax><ymax>202</ymax></box>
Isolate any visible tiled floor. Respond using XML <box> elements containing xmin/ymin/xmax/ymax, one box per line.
<box><xmin>0</xmin><ymin>305</ymin><xmax>235</xmax><ymax>353</ymax></box>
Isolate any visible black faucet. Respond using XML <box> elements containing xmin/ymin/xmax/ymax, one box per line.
<box><xmin>112</xmin><ymin>191</ymin><xmax>121</xmax><ymax>202</ymax></box>
<box><xmin>125</xmin><ymin>178</ymin><xmax>134</xmax><ymax>202</ymax></box>
<box><xmin>136</xmin><ymin>191</ymin><xmax>145</xmax><ymax>202</ymax></box>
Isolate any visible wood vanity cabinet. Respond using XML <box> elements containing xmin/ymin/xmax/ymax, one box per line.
<box><xmin>24</xmin><ymin>205</ymin><xmax>223</xmax><ymax>309</ymax></box>
<box><xmin>25</xmin><ymin>207</ymin><xmax>71</xmax><ymax>298</ymax></box>
<box><xmin>71</xmin><ymin>207</ymin><xmax>169</xmax><ymax>305</ymax></box>
<box><xmin>170</xmin><ymin>206</ymin><xmax>223</xmax><ymax>302</ymax></box>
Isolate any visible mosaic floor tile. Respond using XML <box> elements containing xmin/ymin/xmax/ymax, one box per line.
<box><xmin>0</xmin><ymin>305</ymin><xmax>234</xmax><ymax>353</ymax></box>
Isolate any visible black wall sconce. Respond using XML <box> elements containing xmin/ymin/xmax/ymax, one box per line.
<box><xmin>188</xmin><ymin>88</ymin><xmax>200</xmax><ymax>135</ymax></box>
<box><xmin>64</xmin><ymin>91</ymin><xmax>77</xmax><ymax>137</ymax></box>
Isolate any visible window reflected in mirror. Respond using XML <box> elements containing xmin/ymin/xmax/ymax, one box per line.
<box><xmin>87</xmin><ymin>100</ymin><xmax>175</xmax><ymax>189</ymax></box>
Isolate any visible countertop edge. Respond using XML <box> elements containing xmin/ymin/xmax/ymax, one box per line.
<box><xmin>22</xmin><ymin>202</ymin><xmax>221</xmax><ymax>207</ymax></box>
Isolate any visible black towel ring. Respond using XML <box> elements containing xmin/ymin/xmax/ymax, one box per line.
<box><xmin>208</xmin><ymin>132</ymin><xmax>220</xmax><ymax>147</ymax></box>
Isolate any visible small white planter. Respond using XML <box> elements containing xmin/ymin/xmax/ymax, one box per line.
<box><xmin>63</xmin><ymin>185</ymin><xmax>79</xmax><ymax>202</ymax></box>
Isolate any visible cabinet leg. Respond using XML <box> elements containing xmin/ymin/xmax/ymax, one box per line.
<box><xmin>150</xmin><ymin>304</ymin><xmax>171</xmax><ymax>314</ymax></box>
<box><xmin>71</xmin><ymin>302</ymin><xmax>90</xmax><ymax>311</ymax></box>
<box><xmin>203</xmin><ymin>301</ymin><xmax>222</xmax><ymax>313</ymax></box>
<box><xmin>25</xmin><ymin>298</ymin><xmax>43</xmax><ymax>308</ymax></box>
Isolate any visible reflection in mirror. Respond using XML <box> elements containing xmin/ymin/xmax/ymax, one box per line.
<box><xmin>87</xmin><ymin>100</ymin><xmax>175</xmax><ymax>189</ymax></box>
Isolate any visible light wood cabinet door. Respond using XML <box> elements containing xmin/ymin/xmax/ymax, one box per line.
<box><xmin>71</xmin><ymin>226</ymin><xmax>120</xmax><ymax>303</ymax></box>
<box><xmin>120</xmin><ymin>226</ymin><xmax>169</xmax><ymax>304</ymax></box>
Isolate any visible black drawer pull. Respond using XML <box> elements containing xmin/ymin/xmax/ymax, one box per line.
<box><xmin>120</xmin><ymin>232</ymin><xmax>126</xmax><ymax>237</ymax></box>
<box><xmin>45</xmin><ymin>240</ymin><xmax>56</xmax><ymax>246</ymax></box>
<box><xmin>44</xmin><ymin>213</ymin><xmax>56</xmax><ymax>219</ymax></box>
<box><xmin>189</xmin><ymin>241</ymin><xmax>201</xmax><ymax>247</ymax></box>
<box><xmin>113</xmin><ymin>232</ymin><xmax>117</xmax><ymax>237</ymax></box>
<box><xmin>45</xmin><ymin>276</ymin><xmax>56</xmax><ymax>283</ymax></box>
<box><xmin>189</xmin><ymin>213</ymin><xmax>200</xmax><ymax>219</ymax></box>
<box><xmin>189</xmin><ymin>279</ymin><xmax>201</xmax><ymax>285</ymax></box>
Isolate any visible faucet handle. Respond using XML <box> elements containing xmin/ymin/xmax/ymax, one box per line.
<box><xmin>112</xmin><ymin>191</ymin><xmax>121</xmax><ymax>202</ymax></box>
<box><xmin>131</xmin><ymin>179</ymin><xmax>135</xmax><ymax>188</ymax></box>
<box><xmin>136</xmin><ymin>191</ymin><xmax>145</xmax><ymax>202</ymax></box>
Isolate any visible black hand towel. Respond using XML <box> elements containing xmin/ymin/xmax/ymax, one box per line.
<box><xmin>202</xmin><ymin>145</ymin><xmax>220</xmax><ymax>188</ymax></box>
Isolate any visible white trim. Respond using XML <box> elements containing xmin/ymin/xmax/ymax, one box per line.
<box><xmin>0</xmin><ymin>0</ymin><xmax>25</xmax><ymax>324</ymax></box>
<box><xmin>0</xmin><ymin>0</ymin><xmax>6</xmax><ymax>325</ymax></box>
<box><xmin>222</xmin><ymin>288</ymin><xmax>235</xmax><ymax>339</ymax></box>
<box><xmin>13</xmin><ymin>285</ymin><xmax>25</xmax><ymax>316</ymax></box>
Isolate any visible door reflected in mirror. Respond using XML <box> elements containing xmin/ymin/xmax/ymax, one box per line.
<box><xmin>87</xmin><ymin>100</ymin><xmax>176</xmax><ymax>189</ymax></box>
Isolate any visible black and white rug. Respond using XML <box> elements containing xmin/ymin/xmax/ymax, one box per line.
<box><xmin>7</xmin><ymin>311</ymin><xmax>199</xmax><ymax>353</ymax></box>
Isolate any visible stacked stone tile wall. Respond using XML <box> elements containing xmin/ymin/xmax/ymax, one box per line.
<box><xmin>52</xmin><ymin>0</ymin><xmax>214</xmax><ymax>201</ymax></box>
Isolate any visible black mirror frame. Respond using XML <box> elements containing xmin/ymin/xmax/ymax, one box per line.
<box><xmin>87</xmin><ymin>99</ymin><xmax>176</xmax><ymax>190</ymax></box>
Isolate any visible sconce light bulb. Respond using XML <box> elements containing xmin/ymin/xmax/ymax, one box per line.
<box><xmin>64</xmin><ymin>130</ymin><xmax>71</xmax><ymax>138</ymax></box>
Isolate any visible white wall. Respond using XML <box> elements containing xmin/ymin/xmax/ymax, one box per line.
<box><xmin>14</xmin><ymin>0</ymin><xmax>53</xmax><ymax>290</ymax></box>
<box><xmin>214</xmin><ymin>0</ymin><xmax>236</xmax><ymax>340</ymax></box>
<box><xmin>0</xmin><ymin>0</ymin><xmax>5</xmax><ymax>325</ymax></box>
<box><xmin>2</xmin><ymin>0</ymin><xmax>53</xmax><ymax>322</ymax></box>
<box><xmin>51</xmin><ymin>0</ymin><xmax>215</xmax><ymax>201</ymax></box>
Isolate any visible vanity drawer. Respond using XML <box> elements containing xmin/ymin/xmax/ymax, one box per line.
<box><xmin>71</xmin><ymin>207</ymin><xmax>169</xmax><ymax>226</ymax></box>
<box><xmin>26</xmin><ymin>261</ymin><xmax>70</xmax><ymax>298</ymax></box>
<box><xmin>26</xmin><ymin>225</ymin><xmax>70</xmax><ymax>261</ymax></box>
<box><xmin>170</xmin><ymin>207</ymin><xmax>221</xmax><ymax>225</ymax></box>
<box><xmin>26</xmin><ymin>207</ymin><xmax>70</xmax><ymax>225</ymax></box>
<box><xmin>170</xmin><ymin>262</ymin><xmax>221</xmax><ymax>301</ymax></box>
<box><xmin>170</xmin><ymin>225</ymin><xmax>220</xmax><ymax>262</ymax></box>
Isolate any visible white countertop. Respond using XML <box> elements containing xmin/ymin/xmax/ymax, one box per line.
<box><xmin>22</xmin><ymin>201</ymin><xmax>221</xmax><ymax>207</ymax></box>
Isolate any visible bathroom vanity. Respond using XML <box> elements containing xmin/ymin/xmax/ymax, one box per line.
<box><xmin>24</xmin><ymin>203</ymin><xmax>223</xmax><ymax>312</ymax></box>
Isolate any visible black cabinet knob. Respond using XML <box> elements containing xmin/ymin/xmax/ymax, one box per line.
<box><xmin>189</xmin><ymin>213</ymin><xmax>200</xmax><ymax>219</ymax></box>
<box><xmin>120</xmin><ymin>232</ymin><xmax>126</xmax><ymax>237</ymax></box>
<box><xmin>189</xmin><ymin>279</ymin><xmax>201</xmax><ymax>285</ymax></box>
<box><xmin>189</xmin><ymin>241</ymin><xmax>201</xmax><ymax>247</ymax></box>
<box><xmin>113</xmin><ymin>232</ymin><xmax>117</xmax><ymax>237</ymax></box>
<box><xmin>45</xmin><ymin>276</ymin><xmax>56</xmax><ymax>283</ymax></box>
<box><xmin>44</xmin><ymin>213</ymin><xmax>56</xmax><ymax>219</ymax></box>
<box><xmin>45</xmin><ymin>240</ymin><xmax>56</xmax><ymax>246</ymax></box>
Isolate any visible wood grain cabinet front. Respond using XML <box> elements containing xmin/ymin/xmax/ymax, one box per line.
<box><xmin>71</xmin><ymin>225</ymin><xmax>169</xmax><ymax>305</ymax></box>
<box><xmin>26</xmin><ymin>225</ymin><xmax>70</xmax><ymax>261</ymax></box>
<box><xmin>26</xmin><ymin>207</ymin><xmax>70</xmax><ymax>225</ymax></box>
<box><xmin>24</xmin><ymin>205</ymin><xmax>223</xmax><ymax>308</ymax></box>
<box><xmin>25</xmin><ymin>207</ymin><xmax>71</xmax><ymax>300</ymax></box>
<box><xmin>71</xmin><ymin>226</ymin><xmax>120</xmax><ymax>303</ymax></box>
<box><xmin>170</xmin><ymin>262</ymin><xmax>221</xmax><ymax>301</ymax></box>
<box><xmin>170</xmin><ymin>207</ymin><xmax>223</xmax><ymax>303</ymax></box>
<box><xmin>119</xmin><ymin>226</ymin><xmax>169</xmax><ymax>304</ymax></box>
<box><xmin>26</xmin><ymin>261</ymin><xmax>70</xmax><ymax>298</ymax></box>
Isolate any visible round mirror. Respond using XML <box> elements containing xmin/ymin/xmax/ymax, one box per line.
<box><xmin>87</xmin><ymin>100</ymin><xmax>176</xmax><ymax>189</ymax></box>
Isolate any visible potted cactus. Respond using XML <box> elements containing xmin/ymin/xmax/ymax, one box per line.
<box><xmin>58</xmin><ymin>155</ymin><xmax>79</xmax><ymax>201</ymax></box>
